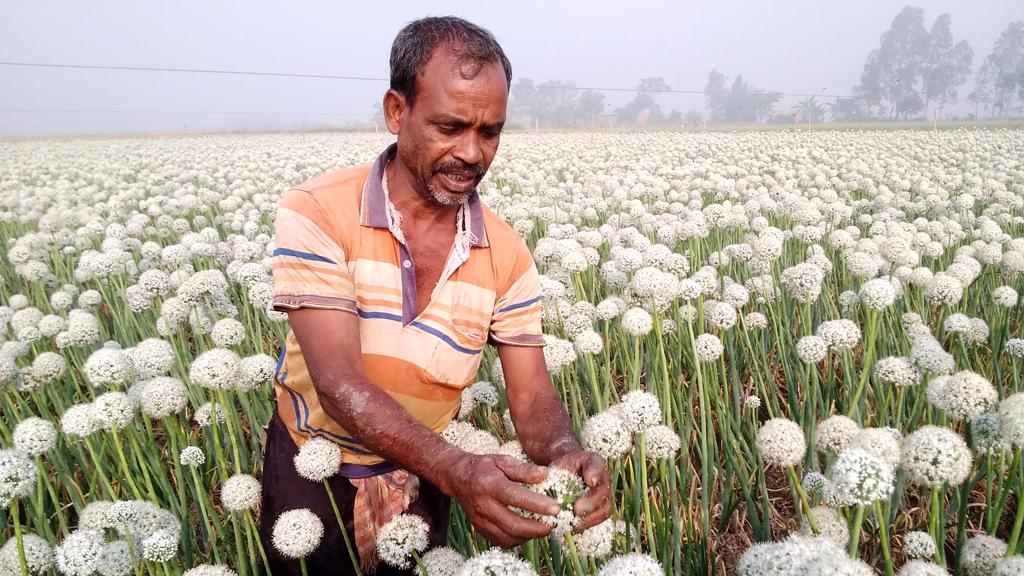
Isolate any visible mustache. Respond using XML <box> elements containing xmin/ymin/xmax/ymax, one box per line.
<box><xmin>432</xmin><ymin>160</ymin><xmax>484</xmax><ymax>177</ymax></box>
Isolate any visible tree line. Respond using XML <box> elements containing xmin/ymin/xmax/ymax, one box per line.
<box><xmin>503</xmin><ymin>5</ymin><xmax>1023</xmax><ymax>127</ymax></box>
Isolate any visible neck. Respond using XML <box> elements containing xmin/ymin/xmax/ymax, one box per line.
<box><xmin>386</xmin><ymin>157</ymin><xmax>460</xmax><ymax>227</ymax></box>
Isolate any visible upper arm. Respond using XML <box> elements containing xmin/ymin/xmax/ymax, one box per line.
<box><xmin>488</xmin><ymin>239</ymin><xmax>545</xmax><ymax>347</ymax></box>
<box><xmin>271</xmin><ymin>188</ymin><xmax>357</xmax><ymax>313</ymax></box>
<box><xmin>287</xmin><ymin>308</ymin><xmax>366</xmax><ymax>400</ymax></box>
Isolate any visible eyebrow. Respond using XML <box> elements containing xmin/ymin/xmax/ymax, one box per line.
<box><xmin>432</xmin><ymin>115</ymin><xmax>504</xmax><ymax>131</ymax></box>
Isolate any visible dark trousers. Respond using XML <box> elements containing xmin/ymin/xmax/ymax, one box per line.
<box><xmin>259</xmin><ymin>408</ymin><xmax>451</xmax><ymax>575</ymax></box>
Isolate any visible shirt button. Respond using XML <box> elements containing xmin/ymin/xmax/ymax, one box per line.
<box><xmin>402</xmin><ymin>259</ymin><xmax>412</xmax><ymax>269</ymax></box>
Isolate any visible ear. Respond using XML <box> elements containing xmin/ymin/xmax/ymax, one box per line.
<box><xmin>383</xmin><ymin>89</ymin><xmax>407</xmax><ymax>135</ymax></box>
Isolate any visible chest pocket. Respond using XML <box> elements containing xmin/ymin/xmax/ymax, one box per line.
<box><xmin>421</xmin><ymin>286</ymin><xmax>492</xmax><ymax>387</ymax></box>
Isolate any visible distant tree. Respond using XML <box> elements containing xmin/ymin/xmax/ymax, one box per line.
<box><xmin>617</xmin><ymin>78</ymin><xmax>670</xmax><ymax>125</ymax></box>
<box><xmin>921</xmin><ymin>13</ymin><xmax>974</xmax><ymax>117</ymax></box>
<box><xmin>705</xmin><ymin>69</ymin><xmax>728</xmax><ymax>122</ymax></box>
<box><xmin>970</xmin><ymin>21</ymin><xmax>1024</xmax><ymax>117</ymax></box>
<box><xmin>575</xmin><ymin>90</ymin><xmax>606</xmax><ymax>126</ymax></box>
<box><xmin>535</xmin><ymin>80</ymin><xmax>580</xmax><ymax>127</ymax></box>
<box><xmin>793</xmin><ymin>96</ymin><xmax>826</xmax><ymax>124</ymax></box>
<box><xmin>827</xmin><ymin>97</ymin><xmax>869</xmax><ymax>122</ymax></box>
<box><xmin>683</xmin><ymin>110</ymin><xmax>704</xmax><ymax>127</ymax></box>
<box><xmin>510</xmin><ymin>78</ymin><xmax>538</xmax><ymax>127</ymax></box>
<box><xmin>855</xmin><ymin>6</ymin><xmax>930</xmax><ymax>120</ymax></box>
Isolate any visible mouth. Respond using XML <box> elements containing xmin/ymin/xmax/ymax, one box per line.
<box><xmin>436</xmin><ymin>171</ymin><xmax>479</xmax><ymax>193</ymax></box>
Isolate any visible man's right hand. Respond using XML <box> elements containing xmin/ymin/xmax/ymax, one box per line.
<box><xmin>444</xmin><ymin>453</ymin><xmax>561</xmax><ymax>547</ymax></box>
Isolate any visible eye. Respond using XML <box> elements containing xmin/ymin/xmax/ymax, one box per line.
<box><xmin>438</xmin><ymin>124</ymin><xmax>461</xmax><ymax>135</ymax></box>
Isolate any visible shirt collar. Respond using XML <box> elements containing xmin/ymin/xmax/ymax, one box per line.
<box><xmin>360</xmin><ymin>142</ymin><xmax>489</xmax><ymax>248</ymax></box>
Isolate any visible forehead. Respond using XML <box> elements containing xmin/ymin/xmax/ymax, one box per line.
<box><xmin>413</xmin><ymin>45</ymin><xmax>508</xmax><ymax>118</ymax></box>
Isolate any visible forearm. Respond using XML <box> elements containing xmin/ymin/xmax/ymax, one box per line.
<box><xmin>512</xmin><ymin>382</ymin><xmax>581</xmax><ymax>465</ymax></box>
<box><xmin>312</xmin><ymin>366</ymin><xmax>466</xmax><ymax>496</ymax></box>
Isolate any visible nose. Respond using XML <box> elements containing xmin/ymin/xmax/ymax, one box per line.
<box><xmin>452</xmin><ymin>131</ymin><xmax>483</xmax><ymax>167</ymax></box>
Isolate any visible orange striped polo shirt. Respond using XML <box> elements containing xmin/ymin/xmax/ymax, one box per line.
<box><xmin>271</xmin><ymin>143</ymin><xmax>544</xmax><ymax>469</ymax></box>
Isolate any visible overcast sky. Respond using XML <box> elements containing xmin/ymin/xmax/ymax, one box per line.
<box><xmin>1</xmin><ymin>0</ymin><xmax>1021</xmax><ymax>136</ymax></box>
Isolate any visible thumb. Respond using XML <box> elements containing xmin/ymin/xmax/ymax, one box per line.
<box><xmin>495</xmin><ymin>456</ymin><xmax>548</xmax><ymax>484</ymax></box>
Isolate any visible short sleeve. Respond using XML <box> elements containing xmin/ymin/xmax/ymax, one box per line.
<box><xmin>270</xmin><ymin>188</ymin><xmax>357</xmax><ymax>314</ymax></box>
<box><xmin>488</xmin><ymin>240</ymin><xmax>545</xmax><ymax>347</ymax></box>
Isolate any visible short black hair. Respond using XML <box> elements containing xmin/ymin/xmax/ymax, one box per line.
<box><xmin>389</xmin><ymin>16</ymin><xmax>512</xmax><ymax>104</ymax></box>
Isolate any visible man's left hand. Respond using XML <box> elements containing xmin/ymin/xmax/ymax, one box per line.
<box><xmin>549</xmin><ymin>449</ymin><xmax>612</xmax><ymax>532</ymax></box>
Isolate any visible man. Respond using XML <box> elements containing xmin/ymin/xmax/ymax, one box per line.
<box><xmin>261</xmin><ymin>16</ymin><xmax>611</xmax><ymax>575</ymax></box>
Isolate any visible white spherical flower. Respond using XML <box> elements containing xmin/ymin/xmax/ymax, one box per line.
<box><xmin>496</xmin><ymin>441</ymin><xmax>529</xmax><ymax>462</ymax></box>
<box><xmin>460</xmin><ymin>429</ymin><xmax>501</xmax><ymax>455</ymax></box>
<box><xmin>745</xmin><ymin>395</ymin><xmax>762</xmax><ymax>410</ymax></box>
<box><xmin>237</xmin><ymin>354</ymin><xmax>276</xmax><ymax>391</ymax></box>
<box><xmin>929</xmin><ymin>370</ymin><xmax>997</xmax><ymax>421</ymax></box>
<box><xmin>13</xmin><ymin>417</ymin><xmax>58</xmax><ymax>456</ymax></box>
<box><xmin>76</xmin><ymin>501</ymin><xmax>114</xmax><ymax>532</ymax></box>
<box><xmin>181</xmin><ymin>565</ymin><xmax>239</xmax><ymax>576</ymax></box>
<box><xmin>814</xmin><ymin>415</ymin><xmax>860</xmax><ymax>455</ymax></box>
<box><xmin>97</xmin><ymin>539</ymin><xmax>133</xmax><ymax>576</ymax></box>
<box><xmin>293</xmin><ymin>437</ymin><xmax>342</xmax><ymax>482</ymax></box>
<box><xmin>220</xmin><ymin>474</ymin><xmax>261</xmax><ymax>512</ymax></box>
<box><xmin>92</xmin><ymin>392</ymin><xmax>135</xmax><ymax>431</ymax></box>
<box><xmin>801</xmin><ymin>472</ymin><xmax>829</xmax><ymax>499</ymax></box>
<box><xmin>1007</xmin><ymin>339</ymin><xmax>1024</xmax><ymax>358</ymax></box>
<box><xmin>559</xmin><ymin>517</ymin><xmax>615</xmax><ymax>559</ymax></box>
<box><xmin>797</xmin><ymin>553</ymin><xmax>874</xmax><ymax>576</ymax></box>
<box><xmin>910</xmin><ymin>337</ymin><xmax>956</xmax><ymax>376</ymax></box>
<box><xmin>596</xmin><ymin>553</ymin><xmax>663</xmax><ymax>576</ymax></box>
<box><xmin>848</xmin><ymin>428</ymin><xmax>902</xmax><ymax>469</ymax></box>
<box><xmin>644</xmin><ymin>425</ymin><xmax>681</xmax><ymax>460</ymax></box>
<box><xmin>128</xmin><ymin>338</ymin><xmax>175</xmax><ymax>379</ymax></box>
<box><xmin>902</xmin><ymin>530</ymin><xmax>937</xmax><ymax>560</ymax></box>
<box><xmin>418</xmin><ymin>547</ymin><xmax>464</xmax><ymax>576</ymax></box>
<box><xmin>694</xmin><ymin>333</ymin><xmax>724</xmax><ymax>362</ymax></box>
<box><xmin>897</xmin><ymin>560</ymin><xmax>950</xmax><ymax>576</ymax></box>
<box><xmin>455</xmin><ymin>548</ymin><xmax>536</xmax><ymax>576</ymax></box>
<box><xmin>56</xmin><ymin>530</ymin><xmax>105</xmax><ymax>576</ymax></box>
<box><xmin>0</xmin><ymin>532</ymin><xmax>53</xmax><ymax>575</ymax></box>
<box><xmin>757</xmin><ymin>418</ymin><xmax>806</xmax><ymax>468</ymax></box>
<box><xmin>874</xmin><ymin>356</ymin><xmax>920</xmax><ymax>388</ymax></box>
<box><xmin>210</xmin><ymin>318</ymin><xmax>246</xmax><ymax>348</ymax></box>
<box><xmin>780</xmin><ymin>262</ymin><xmax>826</xmax><ymax>303</ymax></box>
<box><xmin>574</xmin><ymin>330</ymin><xmax>604</xmax><ymax>355</ymax></box>
<box><xmin>704</xmin><ymin>300</ymin><xmax>738</xmax><ymax>331</ymax></box>
<box><xmin>743</xmin><ymin>312</ymin><xmax>768</xmax><ymax>330</ymax></box>
<box><xmin>999</xmin><ymin>393</ymin><xmax>1024</xmax><ymax>448</ymax></box>
<box><xmin>816</xmin><ymin>319</ymin><xmax>861</xmax><ymax>351</ymax></box>
<box><xmin>0</xmin><ymin>448</ymin><xmax>37</xmax><ymax>508</ymax></box>
<box><xmin>141</xmin><ymin>529</ymin><xmax>178</xmax><ymax>562</ymax></box>
<box><xmin>169</xmin><ymin>440</ymin><xmax>204</xmax><ymax>467</ymax></box>
<box><xmin>83</xmin><ymin>347</ymin><xmax>135</xmax><ymax>389</ymax></box>
<box><xmin>138</xmin><ymin>377</ymin><xmax>188</xmax><ymax>419</ymax></box>
<box><xmin>621</xmin><ymin>308</ymin><xmax>653</xmax><ymax>337</ymax></box>
<box><xmin>272</xmin><ymin>508</ymin><xmax>324</xmax><ymax>559</ymax></box>
<box><xmin>106</xmin><ymin>501</ymin><xmax>139</xmax><ymax>526</ymax></box>
<box><xmin>31</xmin><ymin>351</ymin><xmax>66</xmax><ymax>382</ymax></box>
<box><xmin>995</xmin><ymin>557</ymin><xmax>1024</xmax><ymax>576</ymax></box>
<box><xmin>859</xmin><ymin>278</ymin><xmax>896</xmax><ymax>310</ymax></box>
<box><xmin>524</xmin><ymin>467</ymin><xmax>585</xmax><ymax>537</ymax></box>
<box><xmin>798</xmin><ymin>506</ymin><xmax>849</xmax><ymax>548</ymax></box>
<box><xmin>583</xmin><ymin>411</ymin><xmax>632</xmax><ymax>459</ymax></box>
<box><xmin>796</xmin><ymin>335</ymin><xmax>828</xmax><ymax>364</ymax></box>
<box><xmin>900</xmin><ymin>426</ymin><xmax>972</xmax><ymax>488</ymax></box>
<box><xmin>376</xmin><ymin>513</ymin><xmax>430</xmax><ymax>569</ymax></box>
<box><xmin>737</xmin><ymin>536</ymin><xmax>843</xmax><ymax>576</ymax></box>
<box><xmin>595</xmin><ymin>298</ymin><xmax>624</xmax><ymax>320</ymax></box>
<box><xmin>924</xmin><ymin>273</ymin><xmax>963</xmax><ymax>306</ymax></box>
<box><xmin>992</xmin><ymin>286</ymin><xmax>1019</xmax><ymax>308</ymax></box>
<box><xmin>38</xmin><ymin>314</ymin><xmax>68</xmax><ymax>337</ymax></box>
<box><xmin>960</xmin><ymin>534</ymin><xmax>1007</xmax><ymax>576</ymax></box>
<box><xmin>61</xmin><ymin>403</ymin><xmax>99</xmax><ymax>439</ymax></box>
<box><xmin>617</xmin><ymin>391</ymin><xmax>662</xmax><ymax>433</ymax></box>
<box><xmin>541</xmin><ymin>335</ymin><xmax>577</xmax><ymax>374</ymax></box>
<box><xmin>829</xmin><ymin>449</ymin><xmax>894</xmax><ymax>506</ymax></box>
<box><xmin>189</xmin><ymin>349</ymin><xmax>241</xmax><ymax>389</ymax></box>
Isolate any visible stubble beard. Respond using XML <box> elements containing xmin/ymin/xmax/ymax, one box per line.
<box><xmin>425</xmin><ymin>181</ymin><xmax>471</xmax><ymax>207</ymax></box>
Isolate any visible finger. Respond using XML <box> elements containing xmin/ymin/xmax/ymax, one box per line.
<box><xmin>494</xmin><ymin>479</ymin><xmax>561</xmax><ymax>516</ymax></box>
<box><xmin>580</xmin><ymin>455</ymin><xmax>610</xmax><ymax>487</ymax></box>
<box><xmin>482</xmin><ymin>500</ymin><xmax>553</xmax><ymax>541</ymax></box>
<box><xmin>574</xmin><ymin>500</ymin><xmax>612</xmax><ymax>533</ymax></box>
<box><xmin>574</xmin><ymin>480</ymin><xmax>610</xmax><ymax>517</ymax></box>
<box><xmin>494</xmin><ymin>456</ymin><xmax>549</xmax><ymax>484</ymax></box>
<box><xmin>470</xmin><ymin>514</ymin><xmax>522</xmax><ymax>548</ymax></box>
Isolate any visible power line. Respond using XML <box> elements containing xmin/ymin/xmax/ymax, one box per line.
<box><xmin>0</xmin><ymin>60</ymin><xmax>852</xmax><ymax>99</ymax></box>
